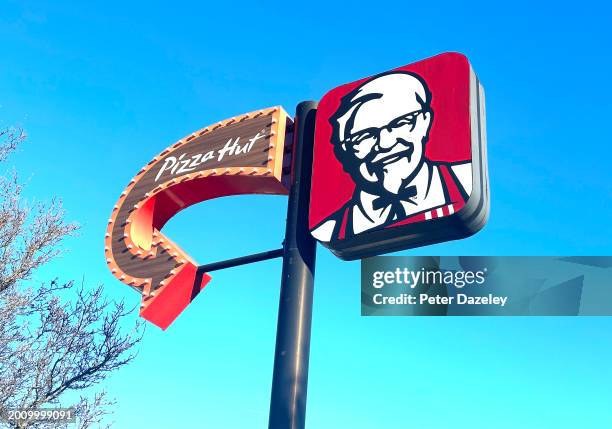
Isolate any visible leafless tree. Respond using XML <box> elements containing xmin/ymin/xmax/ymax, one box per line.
<box><xmin>0</xmin><ymin>127</ymin><xmax>143</xmax><ymax>428</ymax></box>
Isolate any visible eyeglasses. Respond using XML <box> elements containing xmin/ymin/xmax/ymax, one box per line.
<box><xmin>344</xmin><ymin>109</ymin><xmax>425</xmax><ymax>146</ymax></box>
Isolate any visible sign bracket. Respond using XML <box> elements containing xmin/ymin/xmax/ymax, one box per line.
<box><xmin>196</xmin><ymin>248</ymin><xmax>284</xmax><ymax>273</ymax></box>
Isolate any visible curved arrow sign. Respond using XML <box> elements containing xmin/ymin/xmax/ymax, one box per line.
<box><xmin>105</xmin><ymin>106</ymin><xmax>292</xmax><ymax>329</ymax></box>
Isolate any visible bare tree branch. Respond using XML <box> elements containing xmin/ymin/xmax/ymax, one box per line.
<box><xmin>0</xmin><ymin>127</ymin><xmax>143</xmax><ymax>428</ymax></box>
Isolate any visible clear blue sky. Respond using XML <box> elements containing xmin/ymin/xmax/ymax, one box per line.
<box><xmin>1</xmin><ymin>1</ymin><xmax>611</xmax><ymax>428</ymax></box>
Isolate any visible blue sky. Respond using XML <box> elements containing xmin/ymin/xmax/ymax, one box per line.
<box><xmin>1</xmin><ymin>1</ymin><xmax>611</xmax><ymax>428</ymax></box>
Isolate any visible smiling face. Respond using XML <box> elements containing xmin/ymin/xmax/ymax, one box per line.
<box><xmin>333</xmin><ymin>72</ymin><xmax>433</xmax><ymax>195</ymax></box>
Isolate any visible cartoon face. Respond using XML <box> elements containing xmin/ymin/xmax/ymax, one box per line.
<box><xmin>310</xmin><ymin>53</ymin><xmax>486</xmax><ymax>260</ymax></box>
<box><xmin>332</xmin><ymin>72</ymin><xmax>433</xmax><ymax>195</ymax></box>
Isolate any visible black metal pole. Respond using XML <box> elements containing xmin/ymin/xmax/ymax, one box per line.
<box><xmin>197</xmin><ymin>248</ymin><xmax>284</xmax><ymax>273</ymax></box>
<box><xmin>268</xmin><ymin>101</ymin><xmax>318</xmax><ymax>429</ymax></box>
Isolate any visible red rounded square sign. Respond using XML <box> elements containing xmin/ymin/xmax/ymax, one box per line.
<box><xmin>309</xmin><ymin>52</ymin><xmax>489</xmax><ymax>260</ymax></box>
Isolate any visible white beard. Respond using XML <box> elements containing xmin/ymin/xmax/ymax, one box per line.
<box><xmin>381</xmin><ymin>157</ymin><xmax>413</xmax><ymax>194</ymax></box>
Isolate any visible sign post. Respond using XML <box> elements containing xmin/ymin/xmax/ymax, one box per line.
<box><xmin>268</xmin><ymin>101</ymin><xmax>318</xmax><ymax>429</ymax></box>
<box><xmin>104</xmin><ymin>52</ymin><xmax>488</xmax><ymax>429</ymax></box>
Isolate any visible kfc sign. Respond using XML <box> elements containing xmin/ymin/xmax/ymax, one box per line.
<box><xmin>309</xmin><ymin>53</ymin><xmax>489</xmax><ymax>260</ymax></box>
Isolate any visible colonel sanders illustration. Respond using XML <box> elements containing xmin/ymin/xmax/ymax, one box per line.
<box><xmin>311</xmin><ymin>71</ymin><xmax>473</xmax><ymax>242</ymax></box>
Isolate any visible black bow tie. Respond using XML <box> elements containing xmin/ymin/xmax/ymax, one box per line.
<box><xmin>372</xmin><ymin>186</ymin><xmax>417</xmax><ymax>221</ymax></box>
